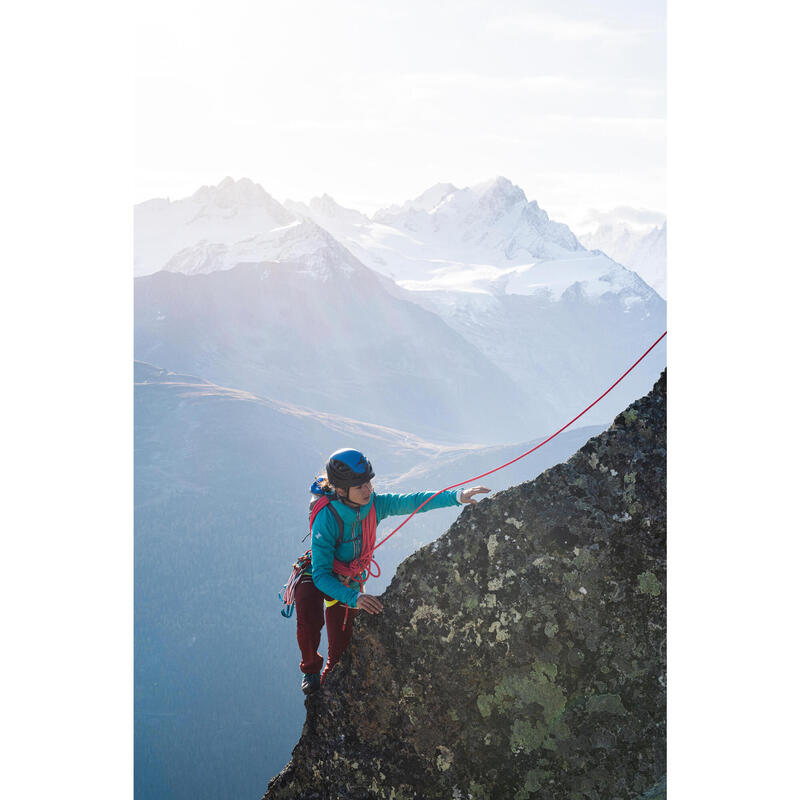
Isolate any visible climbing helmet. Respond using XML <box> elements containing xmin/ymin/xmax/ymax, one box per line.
<box><xmin>325</xmin><ymin>448</ymin><xmax>375</xmax><ymax>488</ymax></box>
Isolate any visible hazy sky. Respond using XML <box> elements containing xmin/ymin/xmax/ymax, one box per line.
<box><xmin>136</xmin><ymin>0</ymin><xmax>665</xmax><ymax>229</ymax></box>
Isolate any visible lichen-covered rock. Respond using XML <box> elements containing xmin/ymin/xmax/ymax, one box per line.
<box><xmin>264</xmin><ymin>371</ymin><xmax>666</xmax><ymax>800</ymax></box>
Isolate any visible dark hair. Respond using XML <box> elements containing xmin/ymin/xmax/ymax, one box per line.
<box><xmin>312</xmin><ymin>474</ymin><xmax>336</xmax><ymax>494</ymax></box>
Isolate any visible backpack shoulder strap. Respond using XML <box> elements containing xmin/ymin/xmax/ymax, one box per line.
<box><xmin>309</xmin><ymin>495</ymin><xmax>345</xmax><ymax>545</ymax></box>
<box><xmin>328</xmin><ymin>504</ymin><xmax>345</xmax><ymax>547</ymax></box>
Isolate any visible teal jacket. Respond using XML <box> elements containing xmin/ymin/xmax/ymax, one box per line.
<box><xmin>311</xmin><ymin>490</ymin><xmax>462</xmax><ymax>608</ymax></box>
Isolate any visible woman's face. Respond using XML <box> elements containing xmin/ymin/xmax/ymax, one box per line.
<box><xmin>342</xmin><ymin>480</ymin><xmax>373</xmax><ymax>506</ymax></box>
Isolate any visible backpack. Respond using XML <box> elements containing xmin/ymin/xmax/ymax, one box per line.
<box><xmin>277</xmin><ymin>494</ymin><xmax>345</xmax><ymax>618</ymax></box>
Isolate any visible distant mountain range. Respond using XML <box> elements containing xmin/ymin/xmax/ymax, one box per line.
<box><xmin>135</xmin><ymin>176</ymin><xmax>666</xmax><ymax>443</ymax></box>
<box><xmin>136</xmin><ymin>176</ymin><xmax>664</xmax><ymax>299</ymax></box>
<box><xmin>286</xmin><ymin>176</ymin><xmax>582</xmax><ymax>287</ymax></box>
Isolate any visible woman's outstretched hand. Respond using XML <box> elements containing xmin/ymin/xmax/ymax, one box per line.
<box><xmin>459</xmin><ymin>486</ymin><xmax>491</xmax><ymax>504</ymax></box>
<box><xmin>356</xmin><ymin>594</ymin><xmax>384</xmax><ymax>614</ymax></box>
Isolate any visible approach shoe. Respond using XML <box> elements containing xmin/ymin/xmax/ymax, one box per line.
<box><xmin>302</xmin><ymin>672</ymin><xmax>320</xmax><ymax>695</ymax></box>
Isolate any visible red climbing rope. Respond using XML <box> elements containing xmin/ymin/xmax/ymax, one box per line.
<box><xmin>374</xmin><ymin>331</ymin><xmax>667</xmax><ymax>551</ymax></box>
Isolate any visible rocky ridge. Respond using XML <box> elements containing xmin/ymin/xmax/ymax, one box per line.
<box><xmin>264</xmin><ymin>371</ymin><xmax>667</xmax><ymax>800</ymax></box>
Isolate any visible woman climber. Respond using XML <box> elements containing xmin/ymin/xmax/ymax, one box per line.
<box><xmin>294</xmin><ymin>447</ymin><xmax>489</xmax><ymax>695</ymax></box>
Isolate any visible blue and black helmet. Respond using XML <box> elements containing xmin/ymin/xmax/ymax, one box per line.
<box><xmin>325</xmin><ymin>448</ymin><xmax>375</xmax><ymax>489</ymax></box>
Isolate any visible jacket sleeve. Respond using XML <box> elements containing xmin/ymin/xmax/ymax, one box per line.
<box><xmin>310</xmin><ymin>511</ymin><xmax>361</xmax><ymax>608</ymax></box>
<box><xmin>374</xmin><ymin>490</ymin><xmax>461</xmax><ymax>522</ymax></box>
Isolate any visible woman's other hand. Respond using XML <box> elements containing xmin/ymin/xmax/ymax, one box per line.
<box><xmin>356</xmin><ymin>594</ymin><xmax>384</xmax><ymax>614</ymax></box>
<box><xmin>459</xmin><ymin>486</ymin><xmax>491</xmax><ymax>504</ymax></box>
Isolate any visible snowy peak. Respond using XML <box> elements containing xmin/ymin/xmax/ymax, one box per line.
<box><xmin>376</xmin><ymin>177</ymin><xmax>528</xmax><ymax>221</ymax></box>
<box><xmin>161</xmin><ymin>216</ymin><xmax>374</xmax><ymax>282</ymax></box>
<box><xmin>373</xmin><ymin>183</ymin><xmax>458</xmax><ymax>218</ymax></box>
<box><xmin>579</xmin><ymin>217</ymin><xmax>666</xmax><ymax>299</ymax></box>
<box><xmin>310</xmin><ymin>193</ymin><xmax>355</xmax><ymax>217</ymax></box>
<box><xmin>137</xmin><ymin>177</ymin><xmax>378</xmax><ymax>280</ymax></box>
<box><xmin>384</xmin><ymin>176</ymin><xmax>558</xmax><ymax>228</ymax></box>
<box><xmin>406</xmin><ymin>182</ymin><xmax>459</xmax><ymax>213</ymax></box>
<box><xmin>370</xmin><ymin>176</ymin><xmax>582</xmax><ymax>265</ymax></box>
<box><xmin>190</xmin><ymin>176</ymin><xmax>294</xmax><ymax>220</ymax></box>
<box><xmin>471</xmin><ymin>174</ymin><xmax>527</xmax><ymax>205</ymax></box>
<box><xmin>284</xmin><ymin>194</ymin><xmax>371</xmax><ymax>230</ymax></box>
<box><xmin>463</xmin><ymin>176</ymin><xmax>530</xmax><ymax>231</ymax></box>
<box><xmin>135</xmin><ymin>177</ymin><xmax>302</xmax><ymax>276</ymax></box>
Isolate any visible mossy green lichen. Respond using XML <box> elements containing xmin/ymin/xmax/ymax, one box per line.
<box><xmin>637</xmin><ymin>571</ymin><xmax>662</xmax><ymax>596</ymax></box>
<box><xmin>477</xmin><ymin>693</ymin><xmax>493</xmax><ymax>718</ymax></box>
<box><xmin>468</xmin><ymin>780</ymin><xmax>490</xmax><ymax>800</ymax></box>
<box><xmin>585</xmin><ymin>693</ymin><xmax>627</xmax><ymax>715</ymax></box>
<box><xmin>514</xmin><ymin>769</ymin><xmax>549</xmax><ymax>799</ymax></box>
<box><xmin>496</xmin><ymin>663</ymin><xmax>566</xmax><ymax>719</ymax></box>
<box><xmin>436</xmin><ymin>746</ymin><xmax>454</xmax><ymax>772</ymax></box>
<box><xmin>574</xmin><ymin>548</ymin><xmax>597</xmax><ymax>570</ymax></box>
<box><xmin>409</xmin><ymin>603</ymin><xmax>445</xmax><ymax>632</ymax></box>
<box><xmin>509</xmin><ymin>718</ymin><xmax>536</xmax><ymax>753</ymax></box>
<box><xmin>622</xmin><ymin>408</ymin><xmax>639</xmax><ymax>423</ymax></box>
<box><xmin>488</xmin><ymin>620</ymin><xmax>510</xmax><ymax>643</ymax></box>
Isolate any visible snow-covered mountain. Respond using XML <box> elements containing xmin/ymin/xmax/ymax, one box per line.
<box><xmin>385</xmin><ymin>262</ymin><xmax>665</xmax><ymax>436</ymax></box>
<box><xmin>284</xmin><ymin>193</ymin><xmax>370</xmax><ymax>227</ymax></box>
<box><xmin>160</xmin><ymin>217</ymin><xmax>365</xmax><ymax>279</ymax></box>
<box><xmin>287</xmin><ymin>176</ymin><xmax>585</xmax><ymax>289</ymax></box>
<box><xmin>373</xmin><ymin>176</ymin><xmax>581</xmax><ymax>257</ymax></box>
<box><xmin>580</xmin><ymin>220</ymin><xmax>666</xmax><ymax>299</ymax></box>
<box><xmin>136</xmin><ymin>176</ymin><xmax>662</xmax><ymax>303</ymax></box>
<box><xmin>134</xmin><ymin>176</ymin><xmax>296</xmax><ymax>277</ymax></box>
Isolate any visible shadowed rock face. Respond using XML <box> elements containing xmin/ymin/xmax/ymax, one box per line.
<box><xmin>264</xmin><ymin>371</ymin><xmax>666</xmax><ymax>800</ymax></box>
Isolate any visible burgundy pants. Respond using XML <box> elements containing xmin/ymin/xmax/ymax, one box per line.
<box><xmin>294</xmin><ymin>574</ymin><xmax>358</xmax><ymax>682</ymax></box>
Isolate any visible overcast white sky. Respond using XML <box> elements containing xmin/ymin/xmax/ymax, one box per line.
<box><xmin>136</xmin><ymin>0</ymin><xmax>665</xmax><ymax>229</ymax></box>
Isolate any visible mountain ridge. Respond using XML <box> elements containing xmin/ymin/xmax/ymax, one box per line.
<box><xmin>134</xmin><ymin>261</ymin><xmax>537</xmax><ymax>443</ymax></box>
